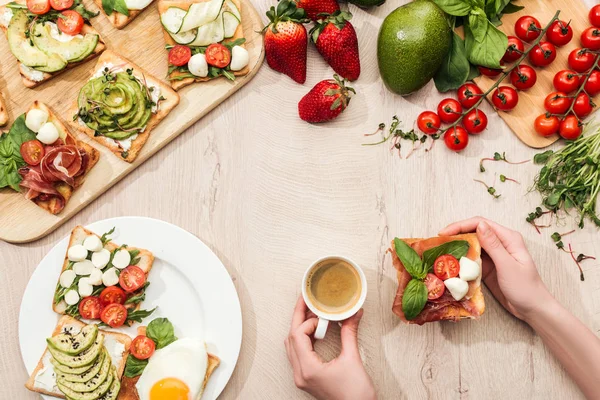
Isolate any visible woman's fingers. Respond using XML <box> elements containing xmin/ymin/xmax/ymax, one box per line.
<box><xmin>340</xmin><ymin>309</ymin><xmax>363</xmax><ymax>360</ymax></box>
<box><xmin>291</xmin><ymin>296</ymin><xmax>308</xmax><ymax>333</ymax></box>
<box><xmin>477</xmin><ymin>222</ymin><xmax>514</xmax><ymax>266</ymax></box>
<box><xmin>291</xmin><ymin>318</ymin><xmax>322</xmax><ymax>368</ymax></box>
<box><xmin>480</xmin><ymin>254</ymin><xmax>510</xmax><ymax>311</ymax></box>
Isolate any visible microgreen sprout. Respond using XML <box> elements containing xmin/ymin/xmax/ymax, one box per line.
<box><xmin>363</xmin><ymin>116</ymin><xmax>428</xmax><ymax>158</ymax></box>
<box><xmin>479</xmin><ymin>152</ymin><xmax>529</xmax><ymax>172</ymax></box>
<box><xmin>473</xmin><ymin>179</ymin><xmax>501</xmax><ymax>199</ymax></box>
<box><xmin>568</xmin><ymin>243</ymin><xmax>596</xmax><ymax>281</ymax></box>
<box><xmin>499</xmin><ymin>174</ymin><xmax>519</xmax><ymax>184</ymax></box>
<box><xmin>526</xmin><ymin>206</ymin><xmax>553</xmax><ymax>234</ymax></box>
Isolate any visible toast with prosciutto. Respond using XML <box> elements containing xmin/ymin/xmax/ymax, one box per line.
<box><xmin>390</xmin><ymin>234</ymin><xmax>485</xmax><ymax>325</ymax></box>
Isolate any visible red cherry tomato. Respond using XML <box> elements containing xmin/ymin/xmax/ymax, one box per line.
<box><xmin>168</xmin><ymin>45</ymin><xmax>192</xmax><ymax>67</ymax></box>
<box><xmin>529</xmin><ymin>42</ymin><xmax>557</xmax><ymax>67</ymax></box>
<box><xmin>510</xmin><ymin>65</ymin><xmax>537</xmax><ymax>90</ymax></box>
<box><xmin>462</xmin><ymin>109</ymin><xmax>487</xmax><ymax>135</ymax></box>
<box><xmin>119</xmin><ymin>265</ymin><xmax>146</xmax><ymax>293</ymax></box>
<box><xmin>581</xmin><ymin>27</ymin><xmax>600</xmax><ymax>51</ymax></box>
<box><xmin>553</xmin><ymin>69</ymin><xmax>581</xmax><ymax>93</ymax></box>
<box><xmin>534</xmin><ymin>114</ymin><xmax>560</xmax><ymax>137</ymax></box>
<box><xmin>573</xmin><ymin>92</ymin><xmax>594</xmax><ymax>119</ymax></box>
<box><xmin>78</xmin><ymin>296</ymin><xmax>102</xmax><ymax>320</ymax></box>
<box><xmin>443</xmin><ymin>126</ymin><xmax>469</xmax><ymax>152</ymax></box>
<box><xmin>416</xmin><ymin>111</ymin><xmax>441</xmax><ymax>135</ymax></box>
<box><xmin>99</xmin><ymin>286</ymin><xmax>126</xmax><ymax>306</ymax></box>
<box><xmin>437</xmin><ymin>98</ymin><xmax>462</xmax><ymax>123</ymax></box>
<box><xmin>20</xmin><ymin>140</ymin><xmax>45</xmax><ymax>166</ymax></box>
<box><xmin>57</xmin><ymin>10</ymin><xmax>83</xmax><ymax>35</ymax></box>
<box><xmin>590</xmin><ymin>5</ymin><xmax>600</xmax><ymax>28</ymax></box>
<box><xmin>559</xmin><ymin>115</ymin><xmax>583</xmax><ymax>140</ymax></box>
<box><xmin>546</xmin><ymin>20</ymin><xmax>573</xmax><ymax>47</ymax></box>
<box><xmin>424</xmin><ymin>273</ymin><xmax>445</xmax><ymax>300</ymax></box>
<box><xmin>544</xmin><ymin>91</ymin><xmax>572</xmax><ymax>115</ymax></box>
<box><xmin>492</xmin><ymin>86</ymin><xmax>518</xmax><ymax>111</ymax></box>
<box><xmin>457</xmin><ymin>83</ymin><xmax>483</xmax><ymax>108</ymax></box>
<box><xmin>100</xmin><ymin>303</ymin><xmax>128</xmax><ymax>328</ymax></box>
<box><xmin>27</xmin><ymin>0</ymin><xmax>50</xmax><ymax>14</ymax></box>
<box><xmin>205</xmin><ymin>43</ymin><xmax>231</xmax><ymax>68</ymax></box>
<box><xmin>49</xmin><ymin>0</ymin><xmax>73</xmax><ymax>11</ymax></box>
<box><xmin>433</xmin><ymin>254</ymin><xmax>460</xmax><ymax>280</ymax></box>
<box><xmin>478</xmin><ymin>65</ymin><xmax>503</xmax><ymax>77</ymax></box>
<box><xmin>503</xmin><ymin>36</ymin><xmax>524</xmax><ymax>63</ymax></box>
<box><xmin>584</xmin><ymin>70</ymin><xmax>600</xmax><ymax>96</ymax></box>
<box><xmin>515</xmin><ymin>15</ymin><xmax>542</xmax><ymax>42</ymax></box>
<box><xmin>131</xmin><ymin>335</ymin><xmax>156</xmax><ymax>360</ymax></box>
<box><xmin>568</xmin><ymin>48</ymin><xmax>597</xmax><ymax>72</ymax></box>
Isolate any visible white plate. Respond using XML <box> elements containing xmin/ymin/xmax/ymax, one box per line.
<box><xmin>19</xmin><ymin>216</ymin><xmax>242</xmax><ymax>400</ymax></box>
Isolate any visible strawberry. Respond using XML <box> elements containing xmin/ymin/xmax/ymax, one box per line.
<box><xmin>295</xmin><ymin>0</ymin><xmax>339</xmax><ymax>21</ymax></box>
<box><xmin>310</xmin><ymin>11</ymin><xmax>360</xmax><ymax>81</ymax></box>
<box><xmin>298</xmin><ymin>74</ymin><xmax>355</xmax><ymax>123</ymax></box>
<box><xmin>263</xmin><ymin>1</ymin><xmax>309</xmax><ymax>84</ymax></box>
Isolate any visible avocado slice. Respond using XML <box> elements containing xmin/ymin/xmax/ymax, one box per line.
<box><xmin>97</xmin><ymin>372</ymin><xmax>120</xmax><ymax>400</ymax></box>
<box><xmin>57</xmin><ymin>366</ymin><xmax>115</xmax><ymax>400</ymax></box>
<box><xmin>47</xmin><ymin>324</ymin><xmax>98</xmax><ymax>356</ymax></box>
<box><xmin>31</xmin><ymin>22</ymin><xmax>98</xmax><ymax>63</ymax></box>
<box><xmin>55</xmin><ymin>349</ymin><xmax>106</xmax><ymax>383</ymax></box>
<box><xmin>48</xmin><ymin>333</ymin><xmax>104</xmax><ymax>368</ymax></box>
<box><xmin>56</xmin><ymin>348</ymin><xmax>111</xmax><ymax>392</ymax></box>
<box><xmin>7</xmin><ymin>10</ymin><xmax>67</xmax><ymax>71</ymax></box>
<box><xmin>51</xmin><ymin>356</ymin><xmax>96</xmax><ymax>375</ymax></box>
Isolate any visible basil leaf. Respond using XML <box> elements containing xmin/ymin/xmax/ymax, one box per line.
<box><xmin>422</xmin><ymin>240</ymin><xmax>470</xmax><ymax>271</ymax></box>
<box><xmin>465</xmin><ymin>20</ymin><xmax>507</xmax><ymax>68</ymax></box>
<box><xmin>394</xmin><ymin>238</ymin><xmax>425</xmax><ymax>279</ymax></box>
<box><xmin>402</xmin><ymin>279</ymin><xmax>428</xmax><ymax>320</ymax></box>
<box><xmin>467</xmin><ymin>62</ymin><xmax>481</xmax><ymax>80</ymax></box>
<box><xmin>434</xmin><ymin>32</ymin><xmax>470</xmax><ymax>92</ymax></box>
<box><xmin>501</xmin><ymin>2</ymin><xmax>524</xmax><ymax>14</ymax></box>
<box><xmin>146</xmin><ymin>317</ymin><xmax>177</xmax><ymax>349</ymax></box>
<box><xmin>102</xmin><ymin>0</ymin><xmax>114</xmax><ymax>15</ymax></box>
<box><xmin>124</xmin><ymin>354</ymin><xmax>148</xmax><ymax>377</ymax></box>
<box><xmin>113</xmin><ymin>0</ymin><xmax>129</xmax><ymax>16</ymax></box>
<box><xmin>0</xmin><ymin>114</ymin><xmax>36</xmax><ymax>191</ymax></box>
<box><xmin>432</xmin><ymin>0</ymin><xmax>472</xmax><ymax>16</ymax></box>
<box><xmin>468</xmin><ymin>8</ymin><xmax>488</xmax><ymax>43</ymax></box>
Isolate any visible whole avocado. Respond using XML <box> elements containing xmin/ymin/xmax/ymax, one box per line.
<box><xmin>348</xmin><ymin>0</ymin><xmax>386</xmax><ymax>7</ymax></box>
<box><xmin>377</xmin><ymin>0</ymin><xmax>451</xmax><ymax>96</ymax></box>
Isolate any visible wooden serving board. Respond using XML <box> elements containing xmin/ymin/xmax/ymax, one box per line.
<box><xmin>474</xmin><ymin>0</ymin><xmax>593</xmax><ymax>148</ymax></box>
<box><xmin>0</xmin><ymin>0</ymin><xmax>264</xmax><ymax>243</ymax></box>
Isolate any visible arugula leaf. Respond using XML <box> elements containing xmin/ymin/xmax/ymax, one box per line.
<box><xmin>126</xmin><ymin>307</ymin><xmax>157</xmax><ymax>324</ymax></box>
<box><xmin>100</xmin><ymin>227</ymin><xmax>115</xmax><ymax>245</ymax></box>
<box><xmin>422</xmin><ymin>240</ymin><xmax>470</xmax><ymax>271</ymax></box>
<box><xmin>402</xmin><ymin>279</ymin><xmax>428</xmax><ymax>320</ymax></box>
<box><xmin>124</xmin><ymin>354</ymin><xmax>148</xmax><ymax>377</ymax></box>
<box><xmin>432</xmin><ymin>0</ymin><xmax>472</xmax><ymax>16</ymax></box>
<box><xmin>0</xmin><ymin>114</ymin><xmax>36</xmax><ymax>191</ymax></box>
<box><xmin>465</xmin><ymin>20</ymin><xmax>507</xmax><ymax>68</ymax></box>
<box><xmin>146</xmin><ymin>318</ymin><xmax>178</xmax><ymax>349</ymax></box>
<box><xmin>394</xmin><ymin>238</ymin><xmax>427</xmax><ymax>279</ymax></box>
<box><xmin>434</xmin><ymin>31</ymin><xmax>470</xmax><ymax>92</ymax></box>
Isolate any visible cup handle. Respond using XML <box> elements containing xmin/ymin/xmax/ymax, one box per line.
<box><xmin>314</xmin><ymin>318</ymin><xmax>329</xmax><ymax>340</ymax></box>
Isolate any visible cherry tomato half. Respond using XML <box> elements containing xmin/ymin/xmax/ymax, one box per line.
<box><xmin>510</xmin><ymin>64</ymin><xmax>537</xmax><ymax>90</ymax></box>
<box><xmin>534</xmin><ymin>114</ymin><xmax>560</xmax><ymax>137</ymax></box>
<box><xmin>553</xmin><ymin>69</ymin><xmax>580</xmax><ymax>93</ymax></box>
<box><xmin>57</xmin><ymin>10</ymin><xmax>83</xmax><ymax>36</ymax></box>
<box><xmin>544</xmin><ymin>91</ymin><xmax>572</xmax><ymax>115</ymax></box>
<box><xmin>546</xmin><ymin>20</ymin><xmax>573</xmax><ymax>47</ymax></box>
<box><xmin>79</xmin><ymin>296</ymin><xmax>102</xmax><ymax>320</ymax></box>
<box><xmin>492</xmin><ymin>86</ymin><xmax>518</xmax><ymax>111</ymax></box>
<box><xmin>581</xmin><ymin>27</ymin><xmax>600</xmax><ymax>51</ymax></box>
<box><xmin>433</xmin><ymin>254</ymin><xmax>460</xmax><ymax>280</ymax></box>
<box><xmin>168</xmin><ymin>45</ymin><xmax>192</xmax><ymax>67</ymax></box>
<box><xmin>573</xmin><ymin>92</ymin><xmax>594</xmax><ymax>119</ymax></box>
<box><xmin>503</xmin><ymin>36</ymin><xmax>524</xmax><ymax>63</ymax></box>
<box><xmin>205</xmin><ymin>43</ymin><xmax>231</xmax><ymax>68</ymax></box>
<box><xmin>559</xmin><ymin>115</ymin><xmax>583</xmax><ymax>140</ymax></box>
<box><xmin>515</xmin><ymin>15</ymin><xmax>542</xmax><ymax>42</ymax></box>
<box><xmin>457</xmin><ymin>83</ymin><xmax>483</xmax><ymax>108</ymax></box>
<box><xmin>20</xmin><ymin>140</ymin><xmax>45</xmax><ymax>165</ymax></box>
<box><xmin>131</xmin><ymin>335</ymin><xmax>156</xmax><ymax>360</ymax></box>
<box><xmin>568</xmin><ymin>48</ymin><xmax>597</xmax><ymax>73</ymax></box>
<box><xmin>529</xmin><ymin>41</ymin><xmax>557</xmax><ymax>67</ymax></box>
<box><xmin>416</xmin><ymin>111</ymin><xmax>441</xmax><ymax>135</ymax></box>
<box><xmin>424</xmin><ymin>273</ymin><xmax>445</xmax><ymax>300</ymax></box>
<box><xmin>27</xmin><ymin>0</ymin><xmax>50</xmax><ymax>14</ymax></box>
<box><xmin>443</xmin><ymin>126</ymin><xmax>469</xmax><ymax>152</ymax></box>
<box><xmin>590</xmin><ymin>5</ymin><xmax>600</xmax><ymax>28</ymax></box>
<box><xmin>437</xmin><ymin>98</ymin><xmax>462</xmax><ymax>123</ymax></box>
<box><xmin>99</xmin><ymin>286</ymin><xmax>126</xmax><ymax>306</ymax></box>
<box><xmin>50</xmin><ymin>0</ymin><xmax>73</xmax><ymax>11</ymax></box>
<box><xmin>100</xmin><ymin>303</ymin><xmax>128</xmax><ymax>328</ymax></box>
<box><xmin>119</xmin><ymin>265</ymin><xmax>146</xmax><ymax>293</ymax></box>
<box><xmin>462</xmin><ymin>109</ymin><xmax>487</xmax><ymax>135</ymax></box>
<box><xmin>584</xmin><ymin>70</ymin><xmax>600</xmax><ymax>96</ymax></box>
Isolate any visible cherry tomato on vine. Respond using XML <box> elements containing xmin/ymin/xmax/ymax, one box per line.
<box><xmin>478</xmin><ymin>64</ymin><xmax>503</xmax><ymax>77</ymax></box>
<box><xmin>544</xmin><ymin>91</ymin><xmax>572</xmax><ymax>115</ymax></box>
<box><xmin>444</xmin><ymin>126</ymin><xmax>469</xmax><ymax>152</ymax></box>
<box><xmin>457</xmin><ymin>83</ymin><xmax>483</xmax><ymax>108</ymax></box>
<box><xmin>584</xmin><ymin>70</ymin><xmax>600</xmax><ymax>96</ymax></box>
<box><xmin>590</xmin><ymin>5</ymin><xmax>600</xmax><ymax>28</ymax></box>
<box><xmin>534</xmin><ymin>114</ymin><xmax>560</xmax><ymax>137</ymax></box>
<box><xmin>492</xmin><ymin>86</ymin><xmax>518</xmax><ymax>111</ymax></box>
<box><xmin>568</xmin><ymin>48</ymin><xmax>597</xmax><ymax>72</ymax></box>
<box><xmin>581</xmin><ymin>27</ymin><xmax>600</xmax><ymax>51</ymax></box>
<box><xmin>510</xmin><ymin>65</ymin><xmax>537</xmax><ymax>90</ymax></box>
<box><xmin>437</xmin><ymin>98</ymin><xmax>462</xmax><ymax>123</ymax></box>
<box><xmin>573</xmin><ymin>92</ymin><xmax>594</xmax><ymax>119</ymax></box>
<box><xmin>553</xmin><ymin>69</ymin><xmax>580</xmax><ymax>93</ymax></box>
<box><xmin>417</xmin><ymin>111</ymin><xmax>441</xmax><ymax>135</ymax></box>
<box><xmin>515</xmin><ymin>16</ymin><xmax>542</xmax><ymax>42</ymax></box>
<box><xmin>546</xmin><ymin>20</ymin><xmax>573</xmax><ymax>47</ymax></box>
<box><xmin>559</xmin><ymin>115</ymin><xmax>583</xmax><ymax>140</ymax></box>
<box><xmin>462</xmin><ymin>109</ymin><xmax>487</xmax><ymax>135</ymax></box>
<box><xmin>529</xmin><ymin>41</ymin><xmax>557</xmax><ymax>67</ymax></box>
<box><xmin>503</xmin><ymin>36</ymin><xmax>524</xmax><ymax>63</ymax></box>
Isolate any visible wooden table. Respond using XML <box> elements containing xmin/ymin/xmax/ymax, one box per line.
<box><xmin>1</xmin><ymin>1</ymin><xmax>599</xmax><ymax>398</ymax></box>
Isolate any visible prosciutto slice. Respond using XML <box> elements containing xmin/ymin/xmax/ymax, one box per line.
<box><xmin>18</xmin><ymin>166</ymin><xmax>65</xmax><ymax>212</ymax></box>
<box><xmin>39</xmin><ymin>145</ymin><xmax>84</xmax><ymax>187</ymax></box>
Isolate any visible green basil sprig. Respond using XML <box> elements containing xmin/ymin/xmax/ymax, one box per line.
<box><xmin>146</xmin><ymin>317</ymin><xmax>178</xmax><ymax>349</ymax></box>
<box><xmin>124</xmin><ymin>354</ymin><xmax>148</xmax><ymax>378</ymax></box>
<box><xmin>0</xmin><ymin>114</ymin><xmax>36</xmax><ymax>191</ymax></box>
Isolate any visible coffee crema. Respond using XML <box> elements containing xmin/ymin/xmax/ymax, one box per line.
<box><xmin>305</xmin><ymin>259</ymin><xmax>362</xmax><ymax>314</ymax></box>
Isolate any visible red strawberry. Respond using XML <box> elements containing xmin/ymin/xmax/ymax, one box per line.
<box><xmin>263</xmin><ymin>1</ymin><xmax>309</xmax><ymax>84</ymax></box>
<box><xmin>298</xmin><ymin>74</ymin><xmax>355</xmax><ymax>123</ymax></box>
<box><xmin>310</xmin><ymin>11</ymin><xmax>360</xmax><ymax>81</ymax></box>
<box><xmin>295</xmin><ymin>0</ymin><xmax>339</xmax><ymax>21</ymax></box>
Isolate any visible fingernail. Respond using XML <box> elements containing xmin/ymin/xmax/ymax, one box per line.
<box><xmin>477</xmin><ymin>221</ymin><xmax>489</xmax><ymax>235</ymax></box>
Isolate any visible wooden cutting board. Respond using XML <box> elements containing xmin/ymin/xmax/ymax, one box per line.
<box><xmin>474</xmin><ymin>0</ymin><xmax>593</xmax><ymax>148</ymax></box>
<box><xmin>0</xmin><ymin>0</ymin><xmax>264</xmax><ymax>243</ymax></box>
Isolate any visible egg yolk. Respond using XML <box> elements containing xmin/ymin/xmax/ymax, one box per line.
<box><xmin>149</xmin><ymin>377</ymin><xmax>191</xmax><ymax>400</ymax></box>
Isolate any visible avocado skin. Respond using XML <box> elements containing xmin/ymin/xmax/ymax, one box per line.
<box><xmin>377</xmin><ymin>0</ymin><xmax>451</xmax><ymax>96</ymax></box>
<box><xmin>348</xmin><ymin>0</ymin><xmax>386</xmax><ymax>7</ymax></box>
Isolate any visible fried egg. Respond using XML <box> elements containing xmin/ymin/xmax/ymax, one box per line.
<box><xmin>136</xmin><ymin>338</ymin><xmax>209</xmax><ymax>400</ymax></box>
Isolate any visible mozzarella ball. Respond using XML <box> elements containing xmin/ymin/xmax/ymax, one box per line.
<box><xmin>67</xmin><ymin>244</ymin><xmax>88</xmax><ymax>262</ymax></box>
<box><xmin>112</xmin><ymin>249</ymin><xmax>131</xmax><ymax>269</ymax></box>
<box><xmin>188</xmin><ymin>53</ymin><xmax>208</xmax><ymax>77</ymax></box>
<box><xmin>230</xmin><ymin>46</ymin><xmax>249</xmax><ymax>71</ymax></box>
<box><xmin>25</xmin><ymin>109</ymin><xmax>49</xmax><ymax>133</ymax></box>
<box><xmin>444</xmin><ymin>278</ymin><xmax>469</xmax><ymax>301</ymax></box>
<box><xmin>83</xmin><ymin>235</ymin><xmax>103</xmax><ymax>252</ymax></box>
<box><xmin>87</xmin><ymin>268</ymin><xmax>103</xmax><ymax>285</ymax></box>
<box><xmin>64</xmin><ymin>289</ymin><xmax>80</xmax><ymax>306</ymax></box>
<box><xmin>73</xmin><ymin>260</ymin><xmax>94</xmax><ymax>276</ymax></box>
<box><xmin>459</xmin><ymin>257</ymin><xmax>481</xmax><ymax>281</ymax></box>
<box><xmin>92</xmin><ymin>249</ymin><xmax>111</xmax><ymax>269</ymax></box>
<box><xmin>102</xmin><ymin>267</ymin><xmax>119</xmax><ymax>287</ymax></box>
<box><xmin>36</xmin><ymin>122</ymin><xmax>60</xmax><ymax>145</ymax></box>
<box><xmin>78</xmin><ymin>278</ymin><xmax>93</xmax><ymax>297</ymax></box>
<box><xmin>59</xmin><ymin>270</ymin><xmax>76</xmax><ymax>288</ymax></box>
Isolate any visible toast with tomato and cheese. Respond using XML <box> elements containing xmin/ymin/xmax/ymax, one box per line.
<box><xmin>0</xmin><ymin>91</ymin><xmax>8</xmax><ymax>126</ymax></box>
<box><xmin>25</xmin><ymin>315</ymin><xmax>132</xmax><ymax>399</ymax></box>
<box><xmin>390</xmin><ymin>234</ymin><xmax>485</xmax><ymax>325</ymax></box>
<box><xmin>93</xmin><ymin>0</ymin><xmax>153</xmax><ymax>29</ymax></box>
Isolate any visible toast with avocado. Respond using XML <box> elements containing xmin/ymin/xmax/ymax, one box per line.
<box><xmin>0</xmin><ymin>91</ymin><xmax>7</xmax><ymax>126</ymax></box>
<box><xmin>68</xmin><ymin>50</ymin><xmax>180</xmax><ymax>162</ymax></box>
<box><xmin>25</xmin><ymin>315</ymin><xmax>132</xmax><ymax>399</ymax></box>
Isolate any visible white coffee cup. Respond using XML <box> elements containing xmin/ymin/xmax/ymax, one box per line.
<box><xmin>302</xmin><ymin>255</ymin><xmax>367</xmax><ymax>340</ymax></box>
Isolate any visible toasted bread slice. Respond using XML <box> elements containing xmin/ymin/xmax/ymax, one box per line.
<box><xmin>93</xmin><ymin>0</ymin><xmax>149</xmax><ymax>29</ymax></box>
<box><xmin>390</xmin><ymin>234</ymin><xmax>485</xmax><ymax>325</ymax></box>
<box><xmin>0</xmin><ymin>91</ymin><xmax>7</xmax><ymax>126</ymax></box>
<box><xmin>158</xmin><ymin>0</ymin><xmax>249</xmax><ymax>91</ymax></box>
<box><xmin>25</xmin><ymin>315</ymin><xmax>132</xmax><ymax>399</ymax></box>
<box><xmin>24</xmin><ymin>101</ymin><xmax>100</xmax><ymax>215</ymax></box>
<box><xmin>53</xmin><ymin>225</ymin><xmax>155</xmax><ymax>316</ymax></box>
<box><xmin>67</xmin><ymin>50</ymin><xmax>180</xmax><ymax>162</ymax></box>
<box><xmin>0</xmin><ymin>5</ymin><xmax>106</xmax><ymax>88</ymax></box>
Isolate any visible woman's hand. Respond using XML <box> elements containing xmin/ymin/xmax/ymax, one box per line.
<box><xmin>440</xmin><ymin>217</ymin><xmax>554</xmax><ymax>321</ymax></box>
<box><xmin>285</xmin><ymin>297</ymin><xmax>376</xmax><ymax>400</ymax></box>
